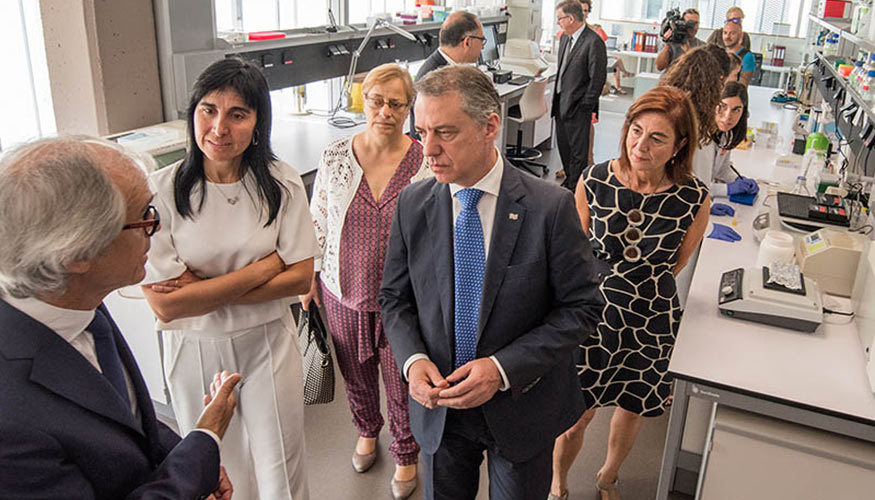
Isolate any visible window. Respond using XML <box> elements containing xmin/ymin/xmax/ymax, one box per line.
<box><xmin>348</xmin><ymin>0</ymin><xmax>416</xmax><ymax>25</ymax></box>
<box><xmin>214</xmin><ymin>0</ymin><xmax>329</xmax><ymax>32</ymax></box>
<box><xmin>599</xmin><ymin>0</ymin><xmax>813</xmax><ymax>38</ymax></box>
<box><xmin>0</xmin><ymin>0</ymin><xmax>54</xmax><ymax>152</ymax></box>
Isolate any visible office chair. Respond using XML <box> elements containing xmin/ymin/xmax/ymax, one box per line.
<box><xmin>505</xmin><ymin>77</ymin><xmax>549</xmax><ymax>177</ymax></box>
<box><xmin>752</xmin><ymin>53</ymin><xmax>764</xmax><ymax>86</ymax></box>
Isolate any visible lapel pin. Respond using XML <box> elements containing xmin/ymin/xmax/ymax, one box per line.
<box><xmin>509</xmin><ymin>213</ymin><xmax>518</xmax><ymax>220</ymax></box>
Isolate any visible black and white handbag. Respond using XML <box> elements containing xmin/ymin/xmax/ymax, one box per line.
<box><xmin>296</xmin><ymin>304</ymin><xmax>335</xmax><ymax>405</ymax></box>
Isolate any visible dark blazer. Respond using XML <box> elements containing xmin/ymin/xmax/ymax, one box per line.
<box><xmin>0</xmin><ymin>300</ymin><xmax>220</xmax><ymax>500</ymax></box>
<box><xmin>409</xmin><ymin>49</ymin><xmax>449</xmax><ymax>139</ymax></box>
<box><xmin>380</xmin><ymin>161</ymin><xmax>604</xmax><ymax>463</ymax></box>
<box><xmin>552</xmin><ymin>27</ymin><xmax>607</xmax><ymax>119</ymax></box>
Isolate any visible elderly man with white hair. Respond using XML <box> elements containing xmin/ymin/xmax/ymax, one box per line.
<box><xmin>0</xmin><ymin>136</ymin><xmax>240</xmax><ymax>500</ymax></box>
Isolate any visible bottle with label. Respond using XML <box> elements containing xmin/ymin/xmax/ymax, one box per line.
<box><xmin>852</xmin><ymin>60</ymin><xmax>865</xmax><ymax>90</ymax></box>
<box><xmin>823</xmin><ymin>35</ymin><xmax>838</xmax><ymax>57</ymax></box>
<box><xmin>864</xmin><ymin>70</ymin><xmax>875</xmax><ymax>103</ymax></box>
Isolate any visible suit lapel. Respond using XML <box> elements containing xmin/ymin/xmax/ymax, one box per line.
<box><xmin>424</xmin><ymin>183</ymin><xmax>455</xmax><ymax>352</ymax></box>
<box><xmin>478</xmin><ymin>162</ymin><xmax>526</xmax><ymax>334</ymax></box>
<box><xmin>0</xmin><ymin>300</ymin><xmax>144</xmax><ymax>435</ymax></box>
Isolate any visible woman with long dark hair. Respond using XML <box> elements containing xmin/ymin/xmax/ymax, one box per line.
<box><xmin>141</xmin><ymin>58</ymin><xmax>317</xmax><ymax>500</ymax></box>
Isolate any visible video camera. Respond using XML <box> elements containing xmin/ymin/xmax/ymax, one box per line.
<box><xmin>660</xmin><ymin>8</ymin><xmax>694</xmax><ymax>44</ymax></box>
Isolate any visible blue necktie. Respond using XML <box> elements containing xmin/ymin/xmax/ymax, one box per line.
<box><xmin>87</xmin><ymin>308</ymin><xmax>131</xmax><ymax>410</ymax></box>
<box><xmin>454</xmin><ymin>188</ymin><xmax>486</xmax><ymax>369</ymax></box>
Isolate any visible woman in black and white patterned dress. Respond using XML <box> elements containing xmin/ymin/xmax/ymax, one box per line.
<box><xmin>549</xmin><ymin>87</ymin><xmax>711</xmax><ymax>500</ymax></box>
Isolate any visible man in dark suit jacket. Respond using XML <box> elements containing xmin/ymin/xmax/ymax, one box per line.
<box><xmin>410</xmin><ymin>11</ymin><xmax>485</xmax><ymax>139</ymax></box>
<box><xmin>381</xmin><ymin>66</ymin><xmax>603</xmax><ymax>499</ymax></box>
<box><xmin>0</xmin><ymin>137</ymin><xmax>240</xmax><ymax>500</ymax></box>
<box><xmin>552</xmin><ymin>0</ymin><xmax>607</xmax><ymax>191</ymax></box>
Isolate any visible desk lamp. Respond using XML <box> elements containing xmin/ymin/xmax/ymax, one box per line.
<box><xmin>329</xmin><ymin>18</ymin><xmax>416</xmax><ymax>127</ymax></box>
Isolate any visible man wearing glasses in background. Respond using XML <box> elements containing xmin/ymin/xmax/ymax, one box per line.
<box><xmin>0</xmin><ymin>136</ymin><xmax>241</xmax><ymax>500</ymax></box>
<box><xmin>707</xmin><ymin>5</ymin><xmax>752</xmax><ymax>50</ymax></box>
<box><xmin>410</xmin><ymin>11</ymin><xmax>485</xmax><ymax>139</ymax></box>
<box><xmin>552</xmin><ymin>0</ymin><xmax>606</xmax><ymax>192</ymax></box>
<box><xmin>655</xmin><ymin>8</ymin><xmax>704</xmax><ymax>71</ymax></box>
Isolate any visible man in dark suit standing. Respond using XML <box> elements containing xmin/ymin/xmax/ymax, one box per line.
<box><xmin>552</xmin><ymin>0</ymin><xmax>606</xmax><ymax>191</ymax></box>
<box><xmin>381</xmin><ymin>66</ymin><xmax>603</xmax><ymax>500</ymax></box>
<box><xmin>410</xmin><ymin>11</ymin><xmax>485</xmax><ymax>139</ymax></box>
<box><xmin>0</xmin><ymin>137</ymin><xmax>240</xmax><ymax>500</ymax></box>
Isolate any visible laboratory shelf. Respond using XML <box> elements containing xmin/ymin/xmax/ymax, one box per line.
<box><xmin>808</xmin><ymin>14</ymin><xmax>875</xmax><ymax>54</ymax></box>
<box><xmin>814</xmin><ymin>51</ymin><xmax>875</xmax><ymax>138</ymax></box>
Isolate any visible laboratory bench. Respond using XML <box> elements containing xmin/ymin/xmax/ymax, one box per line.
<box><xmin>657</xmin><ymin>86</ymin><xmax>875</xmax><ymax>499</ymax></box>
<box><xmin>269</xmin><ymin>64</ymin><xmax>558</xmax><ymax>180</ymax></box>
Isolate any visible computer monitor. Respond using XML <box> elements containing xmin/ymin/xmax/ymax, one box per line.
<box><xmin>480</xmin><ymin>25</ymin><xmax>501</xmax><ymax>67</ymax></box>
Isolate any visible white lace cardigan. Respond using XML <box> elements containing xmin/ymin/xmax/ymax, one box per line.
<box><xmin>310</xmin><ymin>136</ymin><xmax>432</xmax><ymax>300</ymax></box>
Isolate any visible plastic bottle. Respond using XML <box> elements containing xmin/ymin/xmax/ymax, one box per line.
<box><xmin>823</xmin><ymin>35</ymin><xmax>839</xmax><ymax>57</ymax></box>
<box><xmin>864</xmin><ymin>70</ymin><xmax>875</xmax><ymax>102</ymax></box>
<box><xmin>852</xmin><ymin>60</ymin><xmax>865</xmax><ymax>90</ymax></box>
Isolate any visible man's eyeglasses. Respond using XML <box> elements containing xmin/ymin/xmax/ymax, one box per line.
<box><xmin>557</xmin><ymin>15</ymin><xmax>571</xmax><ymax>23</ymax></box>
<box><xmin>363</xmin><ymin>94</ymin><xmax>409</xmax><ymax>112</ymax></box>
<box><xmin>122</xmin><ymin>205</ymin><xmax>160</xmax><ymax>236</ymax></box>
<box><xmin>466</xmin><ymin>34</ymin><xmax>487</xmax><ymax>47</ymax></box>
<box><xmin>622</xmin><ymin>209</ymin><xmax>646</xmax><ymax>262</ymax></box>
<box><xmin>725</xmin><ymin>17</ymin><xmax>742</xmax><ymax>25</ymax></box>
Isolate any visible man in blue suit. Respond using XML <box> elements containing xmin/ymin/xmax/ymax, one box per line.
<box><xmin>381</xmin><ymin>66</ymin><xmax>603</xmax><ymax>499</ymax></box>
<box><xmin>0</xmin><ymin>137</ymin><xmax>240</xmax><ymax>500</ymax></box>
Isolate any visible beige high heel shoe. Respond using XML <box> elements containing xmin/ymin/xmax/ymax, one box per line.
<box><xmin>596</xmin><ymin>471</ymin><xmax>621</xmax><ymax>500</ymax></box>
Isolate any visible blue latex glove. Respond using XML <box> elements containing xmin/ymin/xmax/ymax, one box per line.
<box><xmin>707</xmin><ymin>223</ymin><xmax>742</xmax><ymax>242</ymax></box>
<box><xmin>710</xmin><ymin>202</ymin><xmax>735</xmax><ymax>216</ymax></box>
<box><xmin>727</xmin><ymin>177</ymin><xmax>759</xmax><ymax>196</ymax></box>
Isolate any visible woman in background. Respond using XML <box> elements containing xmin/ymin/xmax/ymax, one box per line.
<box><xmin>709</xmin><ymin>82</ymin><xmax>758</xmax><ymax>206</ymax></box>
<box><xmin>141</xmin><ymin>58</ymin><xmax>317</xmax><ymax>500</ymax></box>
<box><xmin>302</xmin><ymin>63</ymin><xmax>429</xmax><ymax>500</ymax></box>
<box><xmin>550</xmin><ymin>87</ymin><xmax>709</xmax><ymax>500</ymax></box>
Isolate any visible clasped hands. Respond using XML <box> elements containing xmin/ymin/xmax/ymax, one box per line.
<box><xmin>408</xmin><ymin>358</ymin><xmax>502</xmax><ymax>410</ymax></box>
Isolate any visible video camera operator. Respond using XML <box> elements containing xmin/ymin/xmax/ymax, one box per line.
<box><xmin>655</xmin><ymin>8</ymin><xmax>703</xmax><ymax>71</ymax></box>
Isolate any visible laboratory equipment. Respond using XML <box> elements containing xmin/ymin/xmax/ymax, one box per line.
<box><xmin>851</xmin><ymin>238</ymin><xmax>875</xmax><ymax>393</ymax></box>
<box><xmin>717</xmin><ymin>267</ymin><xmax>823</xmax><ymax>332</ymax></box>
<box><xmin>106</xmin><ymin>120</ymin><xmax>187</xmax><ymax>171</ymax></box>
<box><xmin>757</xmin><ymin>230</ymin><xmax>795</xmax><ymax>268</ymax></box>
<box><xmin>777</xmin><ymin>192</ymin><xmax>851</xmax><ymax>232</ymax></box>
<box><xmin>499</xmin><ymin>39</ymin><xmax>549</xmax><ymax>77</ymax></box>
<box><xmin>797</xmin><ymin>228</ymin><xmax>869</xmax><ymax>296</ymax></box>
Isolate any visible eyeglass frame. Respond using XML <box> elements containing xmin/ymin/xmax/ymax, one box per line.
<box><xmin>362</xmin><ymin>93</ymin><xmax>410</xmax><ymax>112</ymax></box>
<box><xmin>122</xmin><ymin>205</ymin><xmax>160</xmax><ymax>236</ymax></box>
<box><xmin>557</xmin><ymin>14</ymin><xmax>572</xmax><ymax>23</ymax></box>
<box><xmin>466</xmin><ymin>34</ymin><xmax>487</xmax><ymax>47</ymax></box>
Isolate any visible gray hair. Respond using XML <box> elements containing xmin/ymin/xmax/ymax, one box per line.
<box><xmin>556</xmin><ymin>0</ymin><xmax>585</xmax><ymax>22</ymax></box>
<box><xmin>0</xmin><ymin>136</ymin><xmax>147</xmax><ymax>298</ymax></box>
<box><xmin>414</xmin><ymin>65</ymin><xmax>500</xmax><ymax>127</ymax></box>
<box><xmin>439</xmin><ymin>11</ymin><xmax>481</xmax><ymax>47</ymax></box>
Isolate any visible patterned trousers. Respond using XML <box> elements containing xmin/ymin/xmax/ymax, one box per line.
<box><xmin>321</xmin><ymin>285</ymin><xmax>420</xmax><ymax>465</ymax></box>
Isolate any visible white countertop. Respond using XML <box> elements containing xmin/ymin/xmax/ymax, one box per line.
<box><xmin>669</xmin><ymin>87</ymin><xmax>875</xmax><ymax>424</ymax></box>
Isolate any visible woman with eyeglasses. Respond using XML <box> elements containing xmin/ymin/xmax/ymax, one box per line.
<box><xmin>140</xmin><ymin>58</ymin><xmax>318</xmax><ymax>500</ymax></box>
<box><xmin>300</xmin><ymin>63</ymin><xmax>429</xmax><ymax>500</ymax></box>
<box><xmin>549</xmin><ymin>87</ymin><xmax>710</xmax><ymax>500</ymax></box>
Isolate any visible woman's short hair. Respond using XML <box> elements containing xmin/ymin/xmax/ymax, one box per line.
<box><xmin>714</xmin><ymin>81</ymin><xmax>749</xmax><ymax>151</ymax></box>
<box><xmin>415</xmin><ymin>65</ymin><xmax>500</xmax><ymax>127</ymax></box>
<box><xmin>362</xmin><ymin>63</ymin><xmax>416</xmax><ymax>105</ymax></box>
<box><xmin>175</xmin><ymin>57</ymin><xmax>285</xmax><ymax>227</ymax></box>
<box><xmin>660</xmin><ymin>46</ymin><xmax>724</xmax><ymax>147</ymax></box>
<box><xmin>0</xmin><ymin>136</ymin><xmax>131</xmax><ymax>298</ymax></box>
<box><xmin>618</xmin><ymin>86</ymin><xmax>699</xmax><ymax>185</ymax></box>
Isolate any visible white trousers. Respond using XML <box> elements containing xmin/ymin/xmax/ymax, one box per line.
<box><xmin>163</xmin><ymin>312</ymin><xmax>310</xmax><ymax>500</ymax></box>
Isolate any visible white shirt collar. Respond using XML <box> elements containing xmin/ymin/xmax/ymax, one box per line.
<box><xmin>448</xmin><ymin>147</ymin><xmax>503</xmax><ymax>198</ymax></box>
<box><xmin>438</xmin><ymin>47</ymin><xmax>462</xmax><ymax>66</ymax></box>
<box><xmin>569</xmin><ymin>23</ymin><xmax>585</xmax><ymax>44</ymax></box>
<box><xmin>3</xmin><ymin>295</ymin><xmax>95</xmax><ymax>344</ymax></box>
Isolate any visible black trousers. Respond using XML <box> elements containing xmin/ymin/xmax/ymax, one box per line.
<box><xmin>421</xmin><ymin>408</ymin><xmax>553</xmax><ymax>500</ymax></box>
<box><xmin>554</xmin><ymin>107</ymin><xmax>592</xmax><ymax>192</ymax></box>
